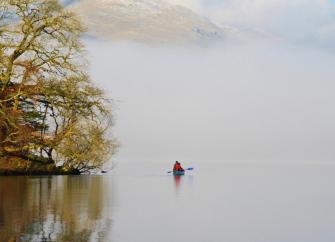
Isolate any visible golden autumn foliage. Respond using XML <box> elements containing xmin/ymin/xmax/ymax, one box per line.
<box><xmin>0</xmin><ymin>0</ymin><xmax>118</xmax><ymax>174</ymax></box>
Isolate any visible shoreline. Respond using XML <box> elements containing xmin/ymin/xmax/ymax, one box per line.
<box><xmin>0</xmin><ymin>156</ymin><xmax>81</xmax><ymax>176</ymax></box>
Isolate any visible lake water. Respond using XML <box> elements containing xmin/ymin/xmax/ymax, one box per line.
<box><xmin>1</xmin><ymin>162</ymin><xmax>335</xmax><ymax>242</ymax></box>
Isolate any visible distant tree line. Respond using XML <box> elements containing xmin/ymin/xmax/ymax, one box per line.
<box><xmin>0</xmin><ymin>0</ymin><xmax>118</xmax><ymax>173</ymax></box>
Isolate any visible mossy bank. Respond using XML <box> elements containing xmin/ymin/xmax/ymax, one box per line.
<box><xmin>0</xmin><ymin>156</ymin><xmax>81</xmax><ymax>176</ymax></box>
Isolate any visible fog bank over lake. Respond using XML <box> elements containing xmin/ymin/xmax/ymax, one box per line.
<box><xmin>87</xmin><ymin>40</ymin><xmax>335</xmax><ymax>163</ymax></box>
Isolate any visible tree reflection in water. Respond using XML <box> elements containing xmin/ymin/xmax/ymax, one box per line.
<box><xmin>0</xmin><ymin>176</ymin><xmax>111</xmax><ymax>242</ymax></box>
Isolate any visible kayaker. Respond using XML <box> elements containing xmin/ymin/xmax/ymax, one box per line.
<box><xmin>173</xmin><ymin>161</ymin><xmax>184</xmax><ymax>172</ymax></box>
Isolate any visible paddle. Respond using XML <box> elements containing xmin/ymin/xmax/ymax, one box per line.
<box><xmin>167</xmin><ymin>167</ymin><xmax>194</xmax><ymax>173</ymax></box>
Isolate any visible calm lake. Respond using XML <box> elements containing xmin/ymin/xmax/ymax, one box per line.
<box><xmin>1</xmin><ymin>162</ymin><xmax>335</xmax><ymax>242</ymax></box>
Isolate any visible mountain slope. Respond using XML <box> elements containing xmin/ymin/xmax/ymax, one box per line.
<box><xmin>70</xmin><ymin>0</ymin><xmax>226</xmax><ymax>44</ymax></box>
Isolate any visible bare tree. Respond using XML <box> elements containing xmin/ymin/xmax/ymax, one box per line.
<box><xmin>0</xmin><ymin>0</ymin><xmax>118</xmax><ymax>173</ymax></box>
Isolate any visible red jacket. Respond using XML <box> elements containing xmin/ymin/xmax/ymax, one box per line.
<box><xmin>173</xmin><ymin>163</ymin><xmax>184</xmax><ymax>171</ymax></box>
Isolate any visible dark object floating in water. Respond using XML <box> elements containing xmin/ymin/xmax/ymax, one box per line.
<box><xmin>101</xmin><ymin>170</ymin><xmax>107</xmax><ymax>174</ymax></box>
<box><xmin>173</xmin><ymin>170</ymin><xmax>185</xmax><ymax>176</ymax></box>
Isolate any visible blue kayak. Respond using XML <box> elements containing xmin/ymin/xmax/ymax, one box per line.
<box><xmin>173</xmin><ymin>170</ymin><xmax>185</xmax><ymax>176</ymax></box>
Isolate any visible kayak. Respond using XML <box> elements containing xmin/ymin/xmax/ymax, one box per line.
<box><xmin>173</xmin><ymin>170</ymin><xmax>185</xmax><ymax>176</ymax></box>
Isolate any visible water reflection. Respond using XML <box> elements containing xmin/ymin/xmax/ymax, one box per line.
<box><xmin>173</xmin><ymin>175</ymin><xmax>182</xmax><ymax>190</ymax></box>
<box><xmin>0</xmin><ymin>176</ymin><xmax>110</xmax><ymax>242</ymax></box>
<box><xmin>1</xmin><ymin>163</ymin><xmax>335</xmax><ymax>242</ymax></box>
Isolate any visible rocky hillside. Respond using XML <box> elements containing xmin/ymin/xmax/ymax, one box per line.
<box><xmin>70</xmin><ymin>0</ymin><xmax>227</xmax><ymax>44</ymax></box>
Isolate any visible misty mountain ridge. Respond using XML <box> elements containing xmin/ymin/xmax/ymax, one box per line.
<box><xmin>70</xmin><ymin>0</ymin><xmax>233</xmax><ymax>44</ymax></box>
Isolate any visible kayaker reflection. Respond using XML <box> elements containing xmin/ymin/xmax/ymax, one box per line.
<box><xmin>174</xmin><ymin>173</ymin><xmax>182</xmax><ymax>189</ymax></box>
<box><xmin>173</xmin><ymin>161</ymin><xmax>184</xmax><ymax>172</ymax></box>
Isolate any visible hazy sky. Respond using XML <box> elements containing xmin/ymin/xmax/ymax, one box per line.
<box><xmin>83</xmin><ymin>0</ymin><xmax>335</xmax><ymax>163</ymax></box>
<box><xmin>167</xmin><ymin>0</ymin><xmax>335</xmax><ymax>50</ymax></box>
